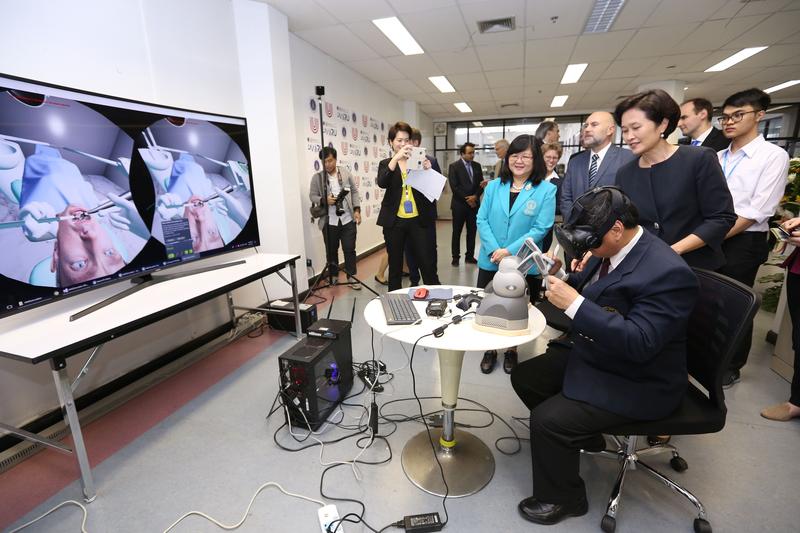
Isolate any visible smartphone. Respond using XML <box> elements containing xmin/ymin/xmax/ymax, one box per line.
<box><xmin>409</xmin><ymin>147</ymin><xmax>426</xmax><ymax>170</ymax></box>
<box><xmin>773</xmin><ymin>225</ymin><xmax>792</xmax><ymax>241</ymax></box>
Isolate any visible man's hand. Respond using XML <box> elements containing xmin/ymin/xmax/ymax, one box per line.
<box><xmin>465</xmin><ymin>194</ymin><xmax>477</xmax><ymax>208</ymax></box>
<box><xmin>480</xmin><ymin>179</ymin><xmax>490</xmax><ymax>189</ymax></box>
<box><xmin>785</xmin><ymin>217</ymin><xmax>800</xmax><ymax>246</ymax></box>
<box><xmin>354</xmin><ymin>211</ymin><xmax>361</xmax><ymax>225</ymax></box>
<box><xmin>392</xmin><ymin>145</ymin><xmax>412</xmax><ymax>164</ymax></box>
<box><xmin>545</xmin><ymin>254</ymin><xmax>563</xmax><ymax>275</ymax></box>
<box><xmin>327</xmin><ymin>194</ymin><xmax>337</xmax><ymax>206</ymax></box>
<box><xmin>544</xmin><ymin>276</ymin><xmax>579</xmax><ymax>310</ymax></box>
<box><xmin>490</xmin><ymin>248</ymin><xmax>511</xmax><ymax>263</ymax></box>
<box><xmin>571</xmin><ymin>251</ymin><xmax>592</xmax><ymax>272</ymax></box>
<box><xmin>422</xmin><ymin>158</ymin><xmax>432</xmax><ymax>170</ymax></box>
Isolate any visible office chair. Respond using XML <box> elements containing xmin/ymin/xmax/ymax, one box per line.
<box><xmin>585</xmin><ymin>269</ymin><xmax>759</xmax><ymax>533</ymax></box>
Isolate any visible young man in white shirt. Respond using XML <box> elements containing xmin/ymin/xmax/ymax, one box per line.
<box><xmin>717</xmin><ymin>88</ymin><xmax>789</xmax><ymax>387</ymax></box>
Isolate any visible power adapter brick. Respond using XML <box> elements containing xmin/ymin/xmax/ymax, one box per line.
<box><xmin>403</xmin><ymin>512</ymin><xmax>442</xmax><ymax>532</ymax></box>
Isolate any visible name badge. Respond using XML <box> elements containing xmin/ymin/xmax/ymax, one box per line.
<box><xmin>404</xmin><ymin>200</ymin><xmax>413</xmax><ymax>213</ymax></box>
<box><xmin>523</xmin><ymin>200</ymin><xmax>537</xmax><ymax>216</ymax></box>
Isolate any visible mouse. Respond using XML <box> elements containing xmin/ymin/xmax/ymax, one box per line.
<box><xmin>414</xmin><ymin>287</ymin><xmax>429</xmax><ymax>300</ymax></box>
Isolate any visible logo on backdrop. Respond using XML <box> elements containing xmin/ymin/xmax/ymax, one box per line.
<box><xmin>354</xmin><ymin>162</ymin><xmax>359</xmax><ymax>171</ymax></box>
<box><xmin>380</xmin><ymin>135</ymin><xmax>385</xmax><ymax>145</ymax></box>
<box><xmin>373</xmin><ymin>146</ymin><xmax>378</xmax><ymax>158</ymax></box>
<box><xmin>370</xmin><ymin>117</ymin><xmax>379</xmax><ymax>129</ymax></box>
<box><xmin>310</xmin><ymin>117</ymin><xmax>319</xmax><ymax>134</ymax></box>
<box><xmin>351</xmin><ymin>112</ymin><xmax>357</xmax><ymax>122</ymax></box>
<box><xmin>340</xmin><ymin>142</ymin><xmax>348</xmax><ymax>156</ymax></box>
<box><xmin>350</xmin><ymin>143</ymin><xmax>360</xmax><ymax>156</ymax></box>
<box><xmin>365</xmin><ymin>191</ymin><xmax>370</xmax><ymax>201</ymax></box>
<box><xmin>351</xmin><ymin>127</ymin><xmax>358</xmax><ymax>141</ymax></box>
<box><xmin>341</xmin><ymin>126</ymin><xmax>347</xmax><ymax>137</ymax></box>
<box><xmin>364</xmin><ymin>161</ymin><xmax>370</xmax><ymax>173</ymax></box>
<box><xmin>309</xmin><ymin>99</ymin><xmax>316</xmax><ymax>111</ymax></box>
<box><xmin>381</xmin><ymin>122</ymin><xmax>385</xmax><ymax>131</ymax></box>
<box><xmin>373</xmin><ymin>134</ymin><xmax>377</xmax><ymax>143</ymax></box>
<box><xmin>313</xmin><ymin>160</ymin><xmax>320</xmax><ymax>171</ymax></box>
<box><xmin>362</xmin><ymin>114</ymin><xmax>368</xmax><ymax>127</ymax></box>
<box><xmin>325</xmin><ymin>102</ymin><xmax>333</xmax><ymax>118</ymax></box>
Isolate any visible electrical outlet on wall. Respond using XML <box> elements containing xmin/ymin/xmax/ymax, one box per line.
<box><xmin>306</xmin><ymin>258</ymin><xmax>313</xmax><ymax>268</ymax></box>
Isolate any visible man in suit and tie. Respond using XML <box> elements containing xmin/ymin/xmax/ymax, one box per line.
<box><xmin>511</xmin><ymin>187</ymin><xmax>698</xmax><ymax>525</ymax></box>
<box><xmin>448</xmin><ymin>142</ymin><xmax>483</xmax><ymax>266</ymax></box>
<box><xmin>678</xmin><ymin>98</ymin><xmax>729</xmax><ymax>152</ymax></box>
<box><xmin>560</xmin><ymin>112</ymin><xmax>635</xmax><ymax>220</ymax></box>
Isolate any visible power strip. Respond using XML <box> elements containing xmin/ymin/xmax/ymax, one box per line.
<box><xmin>318</xmin><ymin>504</ymin><xmax>343</xmax><ymax>533</ymax></box>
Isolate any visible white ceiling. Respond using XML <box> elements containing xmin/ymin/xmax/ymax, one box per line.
<box><xmin>262</xmin><ymin>0</ymin><xmax>800</xmax><ymax>120</ymax></box>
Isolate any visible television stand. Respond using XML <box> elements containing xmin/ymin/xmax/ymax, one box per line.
<box><xmin>69</xmin><ymin>260</ymin><xmax>246</xmax><ymax>321</ymax></box>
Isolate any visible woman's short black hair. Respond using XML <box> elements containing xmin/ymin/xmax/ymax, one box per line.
<box><xmin>534</xmin><ymin>121</ymin><xmax>557</xmax><ymax>141</ymax></box>
<box><xmin>319</xmin><ymin>146</ymin><xmax>337</xmax><ymax>160</ymax></box>
<box><xmin>388</xmin><ymin>121</ymin><xmax>413</xmax><ymax>142</ymax></box>
<box><xmin>499</xmin><ymin>134</ymin><xmax>547</xmax><ymax>186</ymax></box>
<box><xmin>614</xmin><ymin>89</ymin><xmax>680</xmax><ymax>138</ymax></box>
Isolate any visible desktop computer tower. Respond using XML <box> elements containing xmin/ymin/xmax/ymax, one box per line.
<box><xmin>278</xmin><ymin>319</ymin><xmax>353</xmax><ymax>430</ymax></box>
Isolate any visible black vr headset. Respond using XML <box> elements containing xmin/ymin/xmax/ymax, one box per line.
<box><xmin>554</xmin><ymin>186</ymin><xmax>629</xmax><ymax>260</ymax></box>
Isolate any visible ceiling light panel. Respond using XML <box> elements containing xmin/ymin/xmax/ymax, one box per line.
<box><xmin>454</xmin><ymin>102</ymin><xmax>472</xmax><ymax>113</ymax></box>
<box><xmin>428</xmin><ymin>76</ymin><xmax>456</xmax><ymax>93</ymax></box>
<box><xmin>372</xmin><ymin>17</ymin><xmax>424</xmax><ymax>56</ymax></box>
<box><xmin>561</xmin><ymin>63</ymin><xmax>588</xmax><ymax>84</ymax></box>
<box><xmin>704</xmin><ymin>46</ymin><xmax>767</xmax><ymax>72</ymax></box>
<box><xmin>550</xmin><ymin>95</ymin><xmax>569</xmax><ymax>107</ymax></box>
<box><xmin>764</xmin><ymin>80</ymin><xmax>800</xmax><ymax>94</ymax></box>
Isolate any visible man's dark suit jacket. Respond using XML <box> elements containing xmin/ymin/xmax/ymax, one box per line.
<box><xmin>615</xmin><ymin>145</ymin><xmax>736</xmax><ymax>271</ymax></box>
<box><xmin>448</xmin><ymin>158</ymin><xmax>483</xmax><ymax>211</ymax></box>
<box><xmin>560</xmin><ymin>145</ymin><xmax>636</xmax><ymax>219</ymax></box>
<box><xmin>564</xmin><ymin>230</ymin><xmax>699</xmax><ymax>420</ymax></box>
<box><xmin>376</xmin><ymin>158</ymin><xmax>437</xmax><ymax>228</ymax></box>
<box><xmin>679</xmin><ymin>127</ymin><xmax>729</xmax><ymax>153</ymax></box>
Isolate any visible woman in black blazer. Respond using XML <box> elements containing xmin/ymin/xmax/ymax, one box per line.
<box><xmin>614</xmin><ymin>90</ymin><xmax>736</xmax><ymax>271</ymax></box>
<box><xmin>377</xmin><ymin>121</ymin><xmax>440</xmax><ymax>291</ymax></box>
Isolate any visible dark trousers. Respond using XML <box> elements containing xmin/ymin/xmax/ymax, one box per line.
<box><xmin>718</xmin><ymin>232</ymin><xmax>769</xmax><ymax>371</ymax></box>
<box><xmin>510</xmin><ymin>345</ymin><xmax>634</xmax><ymax>503</ymax></box>
<box><xmin>405</xmin><ymin>223</ymin><xmax>438</xmax><ymax>285</ymax></box>
<box><xmin>384</xmin><ymin>218</ymin><xmax>440</xmax><ymax>291</ymax></box>
<box><xmin>787</xmin><ymin>271</ymin><xmax>800</xmax><ymax>406</ymax></box>
<box><xmin>451</xmin><ymin>203</ymin><xmax>477</xmax><ymax>259</ymax></box>
<box><xmin>322</xmin><ymin>220</ymin><xmax>357</xmax><ymax>276</ymax></box>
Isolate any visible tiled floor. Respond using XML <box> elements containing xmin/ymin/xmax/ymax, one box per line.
<box><xmin>3</xmin><ymin>221</ymin><xmax>799</xmax><ymax>532</ymax></box>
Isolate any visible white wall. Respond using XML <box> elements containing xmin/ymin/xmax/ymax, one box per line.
<box><xmin>0</xmin><ymin>0</ymin><xmax>303</xmax><ymax>428</ymax></box>
<box><xmin>289</xmin><ymin>36</ymin><xmax>428</xmax><ymax>273</ymax></box>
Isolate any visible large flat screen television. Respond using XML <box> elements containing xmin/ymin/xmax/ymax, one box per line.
<box><xmin>0</xmin><ymin>74</ymin><xmax>259</xmax><ymax>318</ymax></box>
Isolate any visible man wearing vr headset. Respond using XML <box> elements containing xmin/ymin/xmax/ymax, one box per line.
<box><xmin>510</xmin><ymin>187</ymin><xmax>699</xmax><ymax>526</ymax></box>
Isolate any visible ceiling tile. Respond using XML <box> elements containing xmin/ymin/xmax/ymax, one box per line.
<box><xmin>612</xmin><ymin>0</ymin><xmax>660</xmax><ymax>31</ymax></box>
<box><xmin>579</xmin><ymin>61</ymin><xmax>611</xmax><ymax>81</ymax></box>
<box><xmin>484</xmin><ymin>69</ymin><xmax>524</xmax><ymax>87</ymax></box>
<box><xmin>387</xmin><ymin>54</ymin><xmax>443</xmax><ymax>77</ymax></box>
<box><xmin>739</xmin><ymin>65</ymin><xmax>800</xmax><ymax>86</ymax></box>
<box><xmin>326</xmin><ymin>0</ymin><xmax>394</xmax><ymax>23</ymax></box>
<box><xmin>294</xmin><ymin>25</ymin><xmax>379</xmax><ymax>62</ymax></box>
<box><xmin>644</xmin><ymin>0</ymin><xmax>728</xmax><ymax>26</ymax></box>
<box><xmin>711</xmin><ymin>0</ymin><xmax>796</xmax><ymax>18</ymax></box>
<box><xmin>448</xmin><ymin>72</ymin><xmax>490</xmax><ymax>90</ymax></box>
<box><xmin>264</xmin><ymin>0</ymin><xmax>337</xmax><ymax>31</ymax></box>
<box><xmin>429</xmin><ymin>49</ymin><xmax>483</xmax><ymax>74</ymax></box>
<box><xmin>617</xmin><ymin>24</ymin><xmax>699</xmax><ymax>59</ymax></box>
<box><xmin>476</xmin><ymin>42</ymin><xmax>525</xmax><ymax>70</ymax></box>
<box><xmin>347</xmin><ymin>58</ymin><xmax>406</xmax><ymax>81</ymax></box>
<box><xmin>523</xmin><ymin>83</ymin><xmax>559</xmax><ymax>98</ymax></box>
<box><xmin>571</xmin><ymin>30</ymin><xmax>637</xmax><ymax>63</ymax></box>
<box><xmin>345</xmin><ymin>20</ymin><xmax>411</xmax><ymax>57</ymax></box>
<box><xmin>431</xmin><ymin>92</ymin><xmax>466</xmax><ymax>103</ymax></box>
<box><xmin>387</xmin><ymin>0</ymin><xmax>458</xmax><ymax>13</ymax></box>
<box><xmin>524</xmin><ymin>36</ymin><xmax>577</xmax><ymax>67</ymax></box>
<box><xmin>525</xmin><ymin>0</ymin><xmax>594</xmax><ymax>39</ymax></box>
<box><xmin>378</xmin><ymin>78</ymin><xmax>428</xmax><ymax>96</ymax></box>
<box><xmin>668</xmin><ymin>15</ymin><xmax>768</xmax><ymax>55</ymax></box>
<box><xmin>726</xmin><ymin>44</ymin><xmax>800</xmax><ymax>69</ymax></box>
<box><xmin>490</xmin><ymin>86</ymin><xmax>524</xmax><ymax>100</ymax></box>
<box><xmin>590</xmin><ymin>78</ymin><xmax>633</xmax><ymax>93</ymax></box>
<box><xmin>406</xmin><ymin>93</ymin><xmax>438</xmax><ymax>105</ymax></box>
<box><xmin>467</xmin><ymin>101</ymin><xmax>499</xmax><ymax>113</ymax></box>
<box><xmin>471</xmin><ymin>28</ymin><xmax>527</xmax><ymax>46</ymax></box>
<box><xmin>399</xmin><ymin>7</ymin><xmax>472</xmax><ymax>52</ymax></box>
<box><xmin>642</xmin><ymin>52</ymin><xmax>715</xmax><ymax>76</ymax></box>
<box><xmin>420</xmin><ymin>103</ymin><xmax>448</xmax><ymax>115</ymax></box>
<box><xmin>458</xmin><ymin>89</ymin><xmax>496</xmax><ymax>100</ymax></box>
<box><xmin>600</xmin><ymin>58</ymin><xmax>656</xmax><ymax>79</ymax></box>
<box><xmin>724</xmin><ymin>10</ymin><xmax>800</xmax><ymax>48</ymax></box>
<box><xmin>778</xmin><ymin>29</ymin><xmax>800</xmax><ymax>44</ymax></box>
<box><xmin>523</xmin><ymin>66</ymin><xmax>564</xmax><ymax>86</ymax></box>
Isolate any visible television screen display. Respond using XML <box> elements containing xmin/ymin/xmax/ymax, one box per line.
<box><xmin>0</xmin><ymin>74</ymin><xmax>259</xmax><ymax>317</ymax></box>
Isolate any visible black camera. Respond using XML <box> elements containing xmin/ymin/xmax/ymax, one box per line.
<box><xmin>335</xmin><ymin>188</ymin><xmax>350</xmax><ymax>216</ymax></box>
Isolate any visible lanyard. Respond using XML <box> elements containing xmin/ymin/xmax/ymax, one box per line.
<box><xmin>721</xmin><ymin>149</ymin><xmax>746</xmax><ymax>179</ymax></box>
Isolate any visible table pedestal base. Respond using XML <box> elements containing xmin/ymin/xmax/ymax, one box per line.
<box><xmin>401</xmin><ymin>428</ymin><xmax>495</xmax><ymax>497</ymax></box>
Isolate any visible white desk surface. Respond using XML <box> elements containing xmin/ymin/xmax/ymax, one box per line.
<box><xmin>364</xmin><ymin>285</ymin><xmax>546</xmax><ymax>352</ymax></box>
<box><xmin>0</xmin><ymin>253</ymin><xmax>299</xmax><ymax>364</ymax></box>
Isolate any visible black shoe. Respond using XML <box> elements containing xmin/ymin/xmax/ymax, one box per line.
<box><xmin>465</xmin><ymin>256</ymin><xmax>478</xmax><ymax>264</ymax></box>
<box><xmin>647</xmin><ymin>435</ymin><xmax>671</xmax><ymax>447</ymax></box>
<box><xmin>374</xmin><ymin>275</ymin><xmax>388</xmax><ymax>286</ymax></box>
<box><xmin>451</xmin><ymin>258</ymin><xmax>459</xmax><ymax>266</ymax></box>
<box><xmin>480</xmin><ymin>350</ymin><xmax>497</xmax><ymax>374</ymax></box>
<box><xmin>503</xmin><ymin>350</ymin><xmax>517</xmax><ymax>374</ymax></box>
<box><xmin>518</xmin><ymin>495</ymin><xmax>588</xmax><ymax>525</ymax></box>
<box><xmin>722</xmin><ymin>369</ymin><xmax>741</xmax><ymax>389</ymax></box>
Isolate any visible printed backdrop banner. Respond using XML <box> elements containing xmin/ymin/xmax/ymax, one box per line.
<box><xmin>305</xmin><ymin>96</ymin><xmax>392</xmax><ymax>220</ymax></box>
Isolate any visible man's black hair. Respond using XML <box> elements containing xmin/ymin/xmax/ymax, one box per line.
<box><xmin>459</xmin><ymin>142</ymin><xmax>476</xmax><ymax>155</ymax></box>
<box><xmin>319</xmin><ymin>146</ymin><xmax>337</xmax><ymax>160</ymax></box>
<box><xmin>575</xmin><ymin>189</ymin><xmax>639</xmax><ymax>230</ymax></box>
<box><xmin>722</xmin><ymin>88</ymin><xmax>771</xmax><ymax>112</ymax></box>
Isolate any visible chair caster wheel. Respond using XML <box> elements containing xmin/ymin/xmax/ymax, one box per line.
<box><xmin>670</xmin><ymin>455</ymin><xmax>688</xmax><ymax>472</ymax></box>
<box><xmin>694</xmin><ymin>518</ymin><xmax>712</xmax><ymax>533</ymax></box>
<box><xmin>601</xmin><ymin>514</ymin><xmax>616</xmax><ymax>533</ymax></box>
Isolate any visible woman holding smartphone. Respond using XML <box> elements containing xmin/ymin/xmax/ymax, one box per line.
<box><xmin>376</xmin><ymin>121</ymin><xmax>440</xmax><ymax>291</ymax></box>
<box><xmin>761</xmin><ymin>217</ymin><xmax>800</xmax><ymax>421</ymax></box>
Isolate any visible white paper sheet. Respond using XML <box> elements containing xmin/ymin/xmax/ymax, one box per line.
<box><xmin>405</xmin><ymin>168</ymin><xmax>447</xmax><ymax>202</ymax></box>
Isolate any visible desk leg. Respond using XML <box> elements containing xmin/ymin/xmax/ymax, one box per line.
<box><xmin>289</xmin><ymin>261</ymin><xmax>302</xmax><ymax>338</ymax></box>
<box><xmin>401</xmin><ymin>349</ymin><xmax>495</xmax><ymax>497</ymax></box>
<box><xmin>51</xmin><ymin>361</ymin><xmax>96</xmax><ymax>502</ymax></box>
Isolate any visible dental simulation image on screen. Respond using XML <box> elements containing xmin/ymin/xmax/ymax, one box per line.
<box><xmin>0</xmin><ymin>87</ymin><xmax>147</xmax><ymax>289</ymax></box>
<box><xmin>0</xmin><ymin>74</ymin><xmax>259</xmax><ymax>317</ymax></box>
<box><xmin>138</xmin><ymin>118</ymin><xmax>252</xmax><ymax>258</ymax></box>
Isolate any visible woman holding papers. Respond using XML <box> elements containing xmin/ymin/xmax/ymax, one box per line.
<box><xmin>376</xmin><ymin>121</ymin><xmax>440</xmax><ymax>291</ymax></box>
<box><xmin>476</xmin><ymin>134</ymin><xmax>556</xmax><ymax>374</ymax></box>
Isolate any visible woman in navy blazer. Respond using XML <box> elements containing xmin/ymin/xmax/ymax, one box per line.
<box><xmin>476</xmin><ymin>135</ymin><xmax>556</xmax><ymax>373</ymax></box>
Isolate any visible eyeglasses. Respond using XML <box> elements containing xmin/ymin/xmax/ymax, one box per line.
<box><xmin>717</xmin><ymin>110</ymin><xmax>757</xmax><ymax>125</ymax></box>
<box><xmin>509</xmin><ymin>154</ymin><xmax>534</xmax><ymax>162</ymax></box>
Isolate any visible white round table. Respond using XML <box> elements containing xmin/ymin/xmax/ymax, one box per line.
<box><xmin>363</xmin><ymin>286</ymin><xmax>546</xmax><ymax>497</ymax></box>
